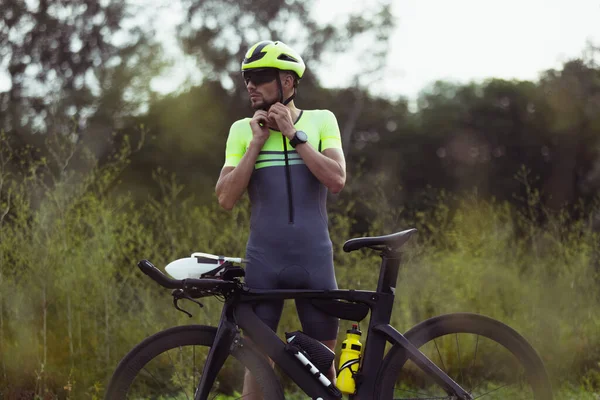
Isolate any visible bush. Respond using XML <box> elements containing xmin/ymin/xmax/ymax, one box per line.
<box><xmin>1</xmin><ymin>132</ymin><xmax>599</xmax><ymax>397</ymax></box>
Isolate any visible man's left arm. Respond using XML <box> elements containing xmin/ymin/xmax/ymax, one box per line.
<box><xmin>269</xmin><ymin>104</ymin><xmax>346</xmax><ymax>193</ymax></box>
<box><xmin>293</xmin><ymin>145</ymin><xmax>346</xmax><ymax>194</ymax></box>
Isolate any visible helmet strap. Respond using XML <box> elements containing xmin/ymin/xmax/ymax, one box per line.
<box><xmin>277</xmin><ymin>75</ymin><xmax>284</xmax><ymax>104</ymax></box>
<box><xmin>278</xmin><ymin>74</ymin><xmax>296</xmax><ymax>106</ymax></box>
<box><xmin>283</xmin><ymin>89</ymin><xmax>296</xmax><ymax>106</ymax></box>
<box><xmin>260</xmin><ymin>74</ymin><xmax>296</xmax><ymax>110</ymax></box>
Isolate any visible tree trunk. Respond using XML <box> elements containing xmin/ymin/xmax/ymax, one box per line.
<box><xmin>42</xmin><ymin>282</ymin><xmax>48</xmax><ymax>396</ymax></box>
<box><xmin>0</xmin><ymin>240</ymin><xmax>5</xmax><ymax>380</ymax></box>
<box><xmin>544</xmin><ymin>134</ymin><xmax>579</xmax><ymax>210</ymax></box>
<box><xmin>0</xmin><ymin>190</ymin><xmax>6</xmax><ymax>380</ymax></box>
<box><xmin>104</xmin><ymin>288</ymin><xmax>110</xmax><ymax>370</ymax></box>
<box><xmin>78</xmin><ymin>310</ymin><xmax>82</xmax><ymax>360</ymax></box>
<box><xmin>94</xmin><ymin>302</ymin><xmax>100</xmax><ymax>363</ymax></box>
<box><xmin>67</xmin><ymin>294</ymin><xmax>74</xmax><ymax>369</ymax></box>
<box><xmin>341</xmin><ymin>84</ymin><xmax>364</xmax><ymax>153</ymax></box>
<box><xmin>0</xmin><ymin>296</ymin><xmax>5</xmax><ymax>380</ymax></box>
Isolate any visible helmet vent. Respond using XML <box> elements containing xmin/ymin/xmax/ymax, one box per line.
<box><xmin>245</xmin><ymin>52</ymin><xmax>266</xmax><ymax>64</ymax></box>
<box><xmin>278</xmin><ymin>54</ymin><xmax>299</xmax><ymax>63</ymax></box>
<box><xmin>244</xmin><ymin>41</ymin><xmax>272</xmax><ymax>64</ymax></box>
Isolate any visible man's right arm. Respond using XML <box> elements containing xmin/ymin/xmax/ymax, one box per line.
<box><xmin>216</xmin><ymin>111</ymin><xmax>270</xmax><ymax>210</ymax></box>
<box><xmin>215</xmin><ymin>139</ymin><xmax>263</xmax><ymax>210</ymax></box>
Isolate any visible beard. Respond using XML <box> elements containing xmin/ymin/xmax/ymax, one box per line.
<box><xmin>250</xmin><ymin>99</ymin><xmax>265</xmax><ymax>110</ymax></box>
<box><xmin>251</xmin><ymin>97</ymin><xmax>274</xmax><ymax>111</ymax></box>
<box><xmin>250</xmin><ymin>91</ymin><xmax>278</xmax><ymax>111</ymax></box>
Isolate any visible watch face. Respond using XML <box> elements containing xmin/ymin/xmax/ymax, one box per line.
<box><xmin>296</xmin><ymin>130</ymin><xmax>308</xmax><ymax>142</ymax></box>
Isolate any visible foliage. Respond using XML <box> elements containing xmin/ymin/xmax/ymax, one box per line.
<box><xmin>178</xmin><ymin>0</ymin><xmax>395</xmax><ymax>89</ymax></box>
<box><xmin>1</xmin><ymin>132</ymin><xmax>600</xmax><ymax>397</ymax></box>
<box><xmin>1</xmin><ymin>0</ymin><xmax>600</xmax><ymax>397</ymax></box>
<box><xmin>0</xmin><ymin>0</ymin><xmax>164</xmax><ymax>135</ymax></box>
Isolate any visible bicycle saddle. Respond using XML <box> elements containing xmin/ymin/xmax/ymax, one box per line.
<box><xmin>343</xmin><ymin>228</ymin><xmax>417</xmax><ymax>252</ymax></box>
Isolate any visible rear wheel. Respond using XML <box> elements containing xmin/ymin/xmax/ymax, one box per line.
<box><xmin>105</xmin><ymin>325</ymin><xmax>285</xmax><ymax>399</ymax></box>
<box><xmin>375</xmin><ymin>313</ymin><xmax>553</xmax><ymax>399</ymax></box>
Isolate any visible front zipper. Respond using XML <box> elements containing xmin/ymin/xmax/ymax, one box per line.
<box><xmin>282</xmin><ymin>136</ymin><xmax>294</xmax><ymax>224</ymax></box>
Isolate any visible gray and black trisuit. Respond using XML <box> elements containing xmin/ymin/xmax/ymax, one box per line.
<box><xmin>223</xmin><ymin>109</ymin><xmax>342</xmax><ymax>340</ymax></box>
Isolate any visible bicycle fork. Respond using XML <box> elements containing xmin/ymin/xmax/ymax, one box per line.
<box><xmin>194</xmin><ymin>309</ymin><xmax>239</xmax><ymax>400</ymax></box>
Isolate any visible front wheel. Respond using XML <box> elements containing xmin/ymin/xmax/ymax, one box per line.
<box><xmin>105</xmin><ymin>325</ymin><xmax>285</xmax><ymax>399</ymax></box>
<box><xmin>375</xmin><ymin>313</ymin><xmax>553</xmax><ymax>399</ymax></box>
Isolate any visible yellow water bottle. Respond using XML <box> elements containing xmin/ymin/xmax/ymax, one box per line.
<box><xmin>337</xmin><ymin>324</ymin><xmax>362</xmax><ymax>394</ymax></box>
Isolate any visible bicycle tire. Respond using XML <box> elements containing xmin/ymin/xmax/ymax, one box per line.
<box><xmin>374</xmin><ymin>313</ymin><xmax>553</xmax><ymax>399</ymax></box>
<box><xmin>105</xmin><ymin>325</ymin><xmax>285</xmax><ymax>400</ymax></box>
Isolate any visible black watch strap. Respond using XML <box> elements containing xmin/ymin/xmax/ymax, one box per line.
<box><xmin>290</xmin><ymin>130</ymin><xmax>308</xmax><ymax>148</ymax></box>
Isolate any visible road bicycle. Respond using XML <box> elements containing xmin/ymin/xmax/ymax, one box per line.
<box><xmin>105</xmin><ymin>228</ymin><xmax>553</xmax><ymax>399</ymax></box>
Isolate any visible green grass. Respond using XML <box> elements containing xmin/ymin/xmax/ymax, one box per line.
<box><xmin>1</xmin><ymin>133</ymin><xmax>599</xmax><ymax>397</ymax></box>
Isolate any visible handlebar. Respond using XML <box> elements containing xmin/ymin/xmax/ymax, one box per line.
<box><xmin>137</xmin><ymin>260</ymin><xmax>237</xmax><ymax>292</ymax></box>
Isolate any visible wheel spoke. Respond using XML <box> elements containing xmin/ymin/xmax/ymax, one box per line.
<box><xmin>465</xmin><ymin>338</ymin><xmax>489</xmax><ymax>395</ymax></box>
<box><xmin>167</xmin><ymin>348</ymin><xmax>191</xmax><ymax>400</ymax></box>
<box><xmin>177</xmin><ymin>344</ymin><xmax>195</xmax><ymax>400</ymax></box>
<box><xmin>105</xmin><ymin>326</ymin><xmax>283</xmax><ymax>400</ymax></box>
<box><xmin>467</xmin><ymin>335</ymin><xmax>480</xmax><ymax>390</ymax></box>
<box><xmin>433</xmin><ymin>339</ymin><xmax>447</xmax><ymax>373</ymax></box>
<box><xmin>394</xmin><ymin>385</ymin><xmax>451</xmax><ymax>399</ymax></box>
<box><xmin>191</xmin><ymin>347</ymin><xmax>200</xmax><ymax>398</ymax></box>
<box><xmin>394</xmin><ymin>386</ymin><xmax>437</xmax><ymax>397</ymax></box>
<box><xmin>472</xmin><ymin>381</ymin><xmax>533</xmax><ymax>399</ymax></box>
<box><xmin>140</xmin><ymin>365</ymin><xmax>179</xmax><ymax>399</ymax></box>
<box><xmin>193</xmin><ymin>345</ymin><xmax>197</xmax><ymax>396</ymax></box>
<box><xmin>467</xmin><ymin>340</ymin><xmax>525</xmax><ymax>397</ymax></box>
<box><xmin>455</xmin><ymin>333</ymin><xmax>464</xmax><ymax>389</ymax></box>
<box><xmin>382</xmin><ymin>315</ymin><xmax>550</xmax><ymax>399</ymax></box>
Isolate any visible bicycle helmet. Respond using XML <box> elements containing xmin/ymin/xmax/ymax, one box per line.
<box><xmin>241</xmin><ymin>40</ymin><xmax>305</xmax><ymax>108</ymax></box>
<box><xmin>242</xmin><ymin>40</ymin><xmax>305</xmax><ymax>78</ymax></box>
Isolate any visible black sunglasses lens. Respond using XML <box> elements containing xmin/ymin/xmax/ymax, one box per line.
<box><xmin>243</xmin><ymin>71</ymin><xmax>276</xmax><ymax>85</ymax></box>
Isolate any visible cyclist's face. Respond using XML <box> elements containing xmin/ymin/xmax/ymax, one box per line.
<box><xmin>244</xmin><ymin>69</ymin><xmax>278</xmax><ymax>110</ymax></box>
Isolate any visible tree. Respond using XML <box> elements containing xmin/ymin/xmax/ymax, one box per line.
<box><xmin>0</xmin><ymin>0</ymin><xmax>162</xmax><ymax>136</ymax></box>
<box><xmin>177</xmin><ymin>0</ymin><xmax>395</xmax><ymax>125</ymax></box>
<box><xmin>538</xmin><ymin>56</ymin><xmax>600</xmax><ymax>209</ymax></box>
<box><xmin>116</xmin><ymin>0</ymin><xmax>396</xmax><ymax>204</ymax></box>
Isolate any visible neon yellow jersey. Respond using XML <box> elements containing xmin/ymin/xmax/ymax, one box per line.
<box><xmin>222</xmin><ymin>109</ymin><xmax>343</xmax><ymax>246</ymax></box>
<box><xmin>223</xmin><ymin>109</ymin><xmax>342</xmax><ymax>169</ymax></box>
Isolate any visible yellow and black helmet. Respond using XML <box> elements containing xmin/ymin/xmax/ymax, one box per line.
<box><xmin>241</xmin><ymin>41</ymin><xmax>305</xmax><ymax>79</ymax></box>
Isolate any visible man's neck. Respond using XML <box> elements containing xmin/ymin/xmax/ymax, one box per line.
<box><xmin>286</xmin><ymin>100</ymin><xmax>301</xmax><ymax>122</ymax></box>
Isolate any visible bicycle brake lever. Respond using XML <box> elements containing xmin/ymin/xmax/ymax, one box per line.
<box><xmin>173</xmin><ymin>296</ymin><xmax>193</xmax><ymax>318</ymax></box>
<box><xmin>181</xmin><ymin>293</ymin><xmax>204</xmax><ymax>308</ymax></box>
<box><xmin>171</xmin><ymin>289</ymin><xmax>204</xmax><ymax>318</ymax></box>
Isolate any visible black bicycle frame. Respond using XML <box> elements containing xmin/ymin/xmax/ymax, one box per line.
<box><xmin>194</xmin><ymin>250</ymin><xmax>471</xmax><ymax>400</ymax></box>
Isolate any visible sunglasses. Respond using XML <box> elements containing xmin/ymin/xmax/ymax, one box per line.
<box><xmin>243</xmin><ymin>69</ymin><xmax>277</xmax><ymax>86</ymax></box>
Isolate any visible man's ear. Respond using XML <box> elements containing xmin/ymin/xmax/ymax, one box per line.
<box><xmin>282</xmin><ymin>73</ymin><xmax>295</xmax><ymax>89</ymax></box>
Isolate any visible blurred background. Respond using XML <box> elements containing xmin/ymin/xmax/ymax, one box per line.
<box><xmin>1</xmin><ymin>0</ymin><xmax>600</xmax><ymax>398</ymax></box>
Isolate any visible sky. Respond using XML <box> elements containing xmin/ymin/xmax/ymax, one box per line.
<box><xmin>325</xmin><ymin>0</ymin><xmax>600</xmax><ymax>99</ymax></box>
<box><xmin>147</xmin><ymin>0</ymin><xmax>600</xmax><ymax>101</ymax></box>
<box><xmin>2</xmin><ymin>0</ymin><xmax>599</xmax><ymax>102</ymax></box>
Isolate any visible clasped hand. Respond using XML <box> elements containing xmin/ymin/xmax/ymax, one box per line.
<box><xmin>249</xmin><ymin>103</ymin><xmax>295</xmax><ymax>143</ymax></box>
<box><xmin>266</xmin><ymin>103</ymin><xmax>295</xmax><ymax>138</ymax></box>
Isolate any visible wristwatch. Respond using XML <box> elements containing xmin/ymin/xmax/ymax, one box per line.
<box><xmin>289</xmin><ymin>130</ymin><xmax>308</xmax><ymax>148</ymax></box>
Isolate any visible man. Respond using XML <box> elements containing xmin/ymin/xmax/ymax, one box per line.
<box><xmin>215</xmin><ymin>40</ymin><xmax>346</xmax><ymax>398</ymax></box>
